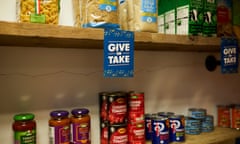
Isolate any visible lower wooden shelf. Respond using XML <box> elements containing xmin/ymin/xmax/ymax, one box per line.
<box><xmin>146</xmin><ymin>127</ymin><xmax>240</xmax><ymax>144</ymax></box>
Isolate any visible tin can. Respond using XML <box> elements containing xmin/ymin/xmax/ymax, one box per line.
<box><xmin>158</xmin><ymin>112</ymin><xmax>175</xmax><ymax>118</ymax></box>
<box><xmin>108</xmin><ymin>92</ymin><xmax>127</xmax><ymax>125</ymax></box>
<box><xmin>128</xmin><ymin>122</ymin><xmax>145</xmax><ymax>144</ymax></box>
<box><xmin>145</xmin><ymin>113</ymin><xmax>156</xmax><ymax>141</ymax></box>
<box><xmin>185</xmin><ymin>117</ymin><xmax>201</xmax><ymax>135</ymax></box>
<box><xmin>188</xmin><ymin>108</ymin><xmax>206</xmax><ymax>119</ymax></box>
<box><xmin>100</xmin><ymin>121</ymin><xmax>108</xmax><ymax>144</ymax></box>
<box><xmin>128</xmin><ymin>92</ymin><xmax>145</xmax><ymax>123</ymax></box>
<box><xmin>152</xmin><ymin>116</ymin><xmax>169</xmax><ymax>144</ymax></box>
<box><xmin>202</xmin><ymin>115</ymin><xmax>214</xmax><ymax>132</ymax></box>
<box><xmin>99</xmin><ymin>92</ymin><xmax>109</xmax><ymax>122</ymax></box>
<box><xmin>169</xmin><ymin>115</ymin><xmax>185</xmax><ymax>142</ymax></box>
<box><xmin>109</xmin><ymin>123</ymin><xmax>128</xmax><ymax>144</ymax></box>
<box><xmin>217</xmin><ymin>105</ymin><xmax>230</xmax><ymax>128</ymax></box>
<box><xmin>230</xmin><ymin>104</ymin><xmax>240</xmax><ymax>130</ymax></box>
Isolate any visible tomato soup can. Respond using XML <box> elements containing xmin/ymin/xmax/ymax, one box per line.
<box><xmin>100</xmin><ymin>121</ymin><xmax>108</xmax><ymax>144</ymax></box>
<box><xmin>152</xmin><ymin>116</ymin><xmax>169</xmax><ymax>144</ymax></box>
<box><xmin>188</xmin><ymin>108</ymin><xmax>206</xmax><ymax>120</ymax></box>
<box><xmin>128</xmin><ymin>122</ymin><xmax>145</xmax><ymax>144</ymax></box>
<box><xmin>185</xmin><ymin>117</ymin><xmax>201</xmax><ymax>135</ymax></box>
<box><xmin>108</xmin><ymin>92</ymin><xmax>127</xmax><ymax>125</ymax></box>
<box><xmin>99</xmin><ymin>92</ymin><xmax>109</xmax><ymax>122</ymax></box>
<box><xmin>128</xmin><ymin>92</ymin><xmax>145</xmax><ymax>123</ymax></box>
<box><xmin>217</xmin><ymin>105</ymin><xmax>230</xmax><ymax>128</ymax></box>
<box><xmin>169</xmin><ymin>115</ymin><xmax>185</xmax><ymax>142</ymax></box>
<box><xmin>230</xmin><ymin>104</ymin><xmax>240</xmax><ymax>130</ymax></box>
<box><xmin>109</xmin><ymin>123</ymin><xmax>128</xmax><ymax>144</ymax></box>
<box><xmin>202</xmin><ymin>115</ymin><xmax>214</xmax><ymax>132</ymax></box>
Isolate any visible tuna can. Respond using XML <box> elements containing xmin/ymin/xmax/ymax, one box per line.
<box><xmin>185</xmin><ymin>117</ymin><xmax>202</xmax><ymax>135</ymax></box>
<box><xmin>217</xmin><ymin>105</ymin><xmax>230</xmax><ymax>128</ymax></box>
<box><xmin>108</xmin><ymin>92</ymin><xmax>127</xmax><ymax>125</ymax></box>
<box><xmin>109</xmin><ymin>123</ymin><xmax>128</xmax><ymax>144</ymax></box>
<box><xmin>99</xmin><ymin>92</ymin><xmax>109</xmax><ymax>122</ymax></box>
<box><xmin>100</xmin><ymin>121</ymin><xmax>108</xmax><ymax>144</ymax></box>
<box><xmin>169</xmin><ymin>115</ymin><xmax>185</xmax><ymax>142</ymax></box>
<box><xmin>158</xmin><ymin>112</ymin><xmax>175</xmax><ymax>118</ymax></box>
<box><xmin>152</xmin><ymin>116</ymin><xmax>169</xmax><ymax>144</ymax></box>
<box><xmin>128</xmin><ymin>92</ymin><xmax>145</xmax><ymax>123</ymax></box>
<box><xmin>230</xmin><ymin>104</ymin><xmax>240</xmax><ymax>130</ymax></box>
<box><xmin>128</xmin><ymin>122</ymin><xmax>145</xmax><ymax>144</ymax></box>
<box><xmin>145</xmin><ymin>113</ymin><xmax>155</xmax><ymax>141</ymax></box>
<box><xmin>202</xmin><ymin>115</ymin><xmax>214</xmax><ymax>132</ymax></box>
<box><xmin>188</xmin><ymin>108</ymin><xmax>206</xmax><ymax>120</ymax></box>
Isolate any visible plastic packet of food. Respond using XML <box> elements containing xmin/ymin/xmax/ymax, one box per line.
<box><xmin>16</xmin><ymin>0</ymin><xmax>61</xmax><ymax>25</ymax></box>
<box><xmin>118</xmin><ymin>0</ymin><xmax>128</xmax><ymax>30</ymax></box>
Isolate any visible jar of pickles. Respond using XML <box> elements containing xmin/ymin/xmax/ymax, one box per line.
<box><xmin>12</xmin><ymin>113</ymin><xmax>36</xmax><ymax>144</ymax></box>
<box><xmin>49</xmin><ymin>110</ymin><xmax>71</xmax><ymax>144</ymax></box>
<box><xmin>71</xmin><ymin>108</ymin><xmax>91</xmax><ymax>144</ymax></box>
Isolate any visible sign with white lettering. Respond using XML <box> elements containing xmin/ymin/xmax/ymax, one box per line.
<box><xmin>221</xmin><ymin>37</ymin><xmax>238</xmax><ymax>73</ymax></box>
<box><xmin>104</xmin><ymin>28</ymin><xmax>134</xmax><ymax>77</ymax></box>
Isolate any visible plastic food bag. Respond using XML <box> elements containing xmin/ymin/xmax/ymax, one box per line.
<box><xmin>16</xmin><ymin>0</ymin><xmax>60</xmax><ymax>24</ymax></box>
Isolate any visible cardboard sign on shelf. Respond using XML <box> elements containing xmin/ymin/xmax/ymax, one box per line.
<box><xmin>103</xmin><ymin>28</ymin><xmax>134</xmax><ymax>78</ymax></box>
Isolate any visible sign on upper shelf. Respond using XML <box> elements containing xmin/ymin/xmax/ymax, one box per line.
<box><xmin>103</xmin><ymin>28</ymin><xmax>134</xmax><ymax>78</ymax></box>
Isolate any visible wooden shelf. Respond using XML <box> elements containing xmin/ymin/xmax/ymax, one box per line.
<box><xmin>146</xmin><ymin>127</ymin><xmax>240</xmax><ymax>144</ymax></box>
<box><xmin>0</xmin><ymin>21</ymin><xmax>221</xmax><ymax>52</ymax></box>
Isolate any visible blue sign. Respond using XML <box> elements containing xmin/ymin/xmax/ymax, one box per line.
<box><xmin>104</xmin><ymin>28</ymin><xmax>134</xmax><ymax>77</ymax></box>
<box><xmin>221</xmin><ymin>37</ymin><xmax>239</xmax><ymax>74</ymax></box>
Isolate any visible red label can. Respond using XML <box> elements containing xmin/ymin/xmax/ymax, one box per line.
<box><xmin>100</xmin><ymin>121</ymin><xmax>108</xmax><ymax>144</ymax></box>
<box><xmin>99</xmin><ymin>92</ymin><xmax>109</xmax><ymax>122</ymax></box>
<box><xmin>108</xmin><ymin>92</ymin><xmax>127</xmax><ymax>125</ymax></box>
<box><xmin>128</xmin><ymin>122</ymin><xmax>145</xmax><ymax>144</ymax></box>
<box><xmin>109</xmin><ymin>124</ymin><xmax>128</xmax><ymax>144</ymax></box>
<box><xmin>217</xmin><ymin>105</ymin><xmax>230</xmax><ymax>128</ymax></box>
<box><xmin>128</xmin><ymin>92</ymin><xmax>145</xmax><ymax>123</ymax></box>
<box><xmin>230</xmin><ymin>104</ymin><xmax>240</xmax><ymax>129</ymax></box>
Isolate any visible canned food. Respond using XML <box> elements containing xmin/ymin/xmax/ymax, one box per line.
<box><xmin>128</xmin><ymin>92</ymin><xmax>145</xmax><ymax>123</ymax></box>
<box><xmin>202</xmin><ymin>115</ymin><xmax>214</xmax><ymax>132</ymax></box>
<box><xmin>100</xmin><ymin>121</ymin><xmax>108</xmax><ymax>144</ymax></box>
<box><xmin>230</xmin><ymin>104</ymin><xmax>240</xmax><ymax>130</ymax></box>
<box><xmin>128</xmin><ymin>122</ymin><xmax>145</xmax><ymax>144</ymax></box>
<box><xmin>152</xmin><ymin>116</ymin><xmax>169</xmax><ymax>144</ymax></box>
<box><xmin>158</xmin><ymin>112</ymin><xmax>175</xmax><ymax>118</ymax></box>
<box><xmin>188</xmin><ymin>108</ymin><xmax>206</xmax><ymax>119</ymax></box>
<box><xmin>169</xmin><ymin>115</ymin><xmax>185</xmax><ymax>142</ymax></box>
<box><xmin>99</xmin><ymin>92</ymin><xmax>109</xmax><ymax>122</ymax></box>
<box><xmin>109</xmin><ymin>123</ymin><xmax>128</xmax><ymax>144</ymax></box>
<box><xmin>185</xmin><ymin>117</ymin><xmax>201</xmax><ymax>135</ymax></box>
<box><xmin>217</xmin><ymin>105</ymin><xmax>230</xmax><ymax>128</ymax></box>
<box><xmin>145</xmin><ymin>113</ymin><xmax>157</xmax><ymax>141</ymax></box>
<box><xmin>108</xmin><ymin>92</ymin><xmax>127</xmax><ymax>125</ymax></box>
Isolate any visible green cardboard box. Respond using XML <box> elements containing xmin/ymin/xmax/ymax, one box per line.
<box><xmin>203</xmin><ymin>0</ymin><xmax>217</xmax><ymax>37</ymax></box>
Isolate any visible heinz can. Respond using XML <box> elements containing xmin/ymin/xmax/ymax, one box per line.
<box><xmin>128</xmin><ymin>122</ymin><xmax>145</xmax><ymax>144</ymax></box>
<box><xmin>128</xmin><ymin>92</ymin><xmax>145</xmax><ymax>123</ymax></box>
<box><xmin>152</xmin><ymin>116</ymin><xmax>169</xmax><ymax>144</ymax></box>
<box><xmin>145</xmin><ymin>113</ymin><xmax>157</xmax><ymax>141</ymax></box>
<box><xmin>108</xmin><ymin>92</ymin><xmax>127</xmax><ymax>125</ymax></box>
<box><xmin>109</xmin><ymin>123</ymin><xmax>128</xmax><ymax>144</ymax></box>
<box><xmin>217</xmin><ymin>105</ymin><xmax>230</xmax><ymax>128</ymax></box>
<box><xmin>100</xmin><ymin>121</ymin><xmax>108</xmax><ymax>144</ymax></box>
<box><xmin>99</xmin><ymin>92</ymin><xmax>109</xmax><ymax>122</ymax></box>
<box><xmin>188</xmin><ymin>108</ymin><xmax>206</xmax><ymax>120</ymax></box>
<box><xmin>169</xmin><ymin>115</ymin><xmax>185</xmax><ymax>142</ymax></box>
<box><xmin>230</xmin><ymin>104</ymin><xmax>240</xmax><ymax>130</ymax></box>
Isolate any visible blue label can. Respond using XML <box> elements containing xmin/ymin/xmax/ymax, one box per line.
<box><xmin>185</xmin><ymin>117</ymin><xmax>202</xmax><ymax>135</ymax></box>
<box><xmin>169</xmin><ymin>115</ymin><xmax>185</xmax><ymax>142</ymax></box>
<box><xmin>188</xmin><ymin>108</ymin><xmax>206</xmax><ymax>119</ymax></box>
<box><xmin>152</xmin><ymin>116</ymin><xmax>169</xmax><ymax>144</ymax></box>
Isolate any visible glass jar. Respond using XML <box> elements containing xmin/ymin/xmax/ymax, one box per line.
<box><xmin>12</xmin><ymin>113</ymin><xmax>36</xmax><ymax>144</ymax></box>
<box><xmin>71</xmin><ymin>108</ymin><xmax>91</xmax><ymax>144</ymax></box>
<box><xmin>49</xmin><ymin>110</ymin><xmax>70</xmax><ymax>144</ymax></box>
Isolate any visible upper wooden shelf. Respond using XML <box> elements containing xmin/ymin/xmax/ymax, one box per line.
<box><xmin>0</xmin><ymin>21</ymin><xmax>220</xmax><ymax>52</ymax></box>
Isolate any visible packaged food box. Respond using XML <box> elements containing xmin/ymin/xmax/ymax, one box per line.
<box><xmin>203</xmin><ymin>0</ymin><xmax>217</xmax><ymax>37</ymax></box>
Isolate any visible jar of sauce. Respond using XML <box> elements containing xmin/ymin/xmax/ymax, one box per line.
<box><xmin>12</xmin><ymin>113</ymin><xmax>36</xmax><ymax>144</ymax></box>
<box><xmin>71</xmin><ymin>108</ymin><xmax>91</xmax><ymax>144</ymax></box>
<box><xmin>49</xmin><ymin>110</ymin><xmax>70</xmax><ymax>144</ymax></box>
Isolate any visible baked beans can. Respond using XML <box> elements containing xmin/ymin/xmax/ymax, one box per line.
<box><xmin>202</xmin><ymin>115</ymin><xmax>214</xmax><ymax>132</ymax></box>
<box><xmin>169</xmin><ymin>115</ymin><xmax>185</xmax><ymax>142</ymax></box>
<box><xmin>188</xmin><ymin>108</ymin><xmax>206</xmax><ymax>119</ymax></box>
<box><xmin>230</xmin><ymin>104</ymin><xmax>240</xmax><ymax>130</ymax></box>
<box><xmin>217</xmin><ymin>105</ymin><xmax>230</xmax><ymax>128</ymax></box>
<box><xmin>128</xmin><ymin>122</ymin><xmax>145</xmax><ymax>144</ymax></box>
<box><xmin>128</xmin><ymin>92</ymin><xmax>145</xmax><ymax>123</ymax></box>
<box><xmin>152</xmin><ymin>116</ymin><xmax>169</xmax><ymax>144</ymax></box>
<box><xmin>158</xmin><ymin>112</ymin><xmax>175</xmax><ymax>118</ymax></box>
<box><xmin>109</xmin><ymin>123</ymin><xmax>128</xmax><ymax>144</ymax></box>
<box><xmin>185</xmin><ymin>117</ymin><xmax>202</xmax><ymax>135</ymax></box>
<box><xmin>145</xmin><ymin>113</ymin><xmax>157</xmax><ymax>141</ymax></box>
<box><xmin>100</xmin><ymin>121</ymin><xmax>108</xmax><ymax>144</ymax></box>
<box><xmin>108</xmin><ymin>92</ymin><xmax>127</xmax><ymax>125</ymax></box>
<box><xmin>99</xmin><ymin>92</ymin><xmax>109</xmax><ymax>122</ymax></box>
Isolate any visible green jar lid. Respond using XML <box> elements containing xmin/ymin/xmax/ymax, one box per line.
<box><xmin>14</xmin><ymin>113</ymin><xmax>35</xmax><ymax>121</ymax></box>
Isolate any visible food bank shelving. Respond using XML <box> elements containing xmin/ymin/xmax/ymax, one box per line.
<box><xmin>0</xmin><ymin>21</ymin><xmax>220</xmax><ymax>52</ymax></box>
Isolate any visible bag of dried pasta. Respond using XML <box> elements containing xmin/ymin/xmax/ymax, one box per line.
<box><xmin>16</xmin><ymin>0</ymin><xmax>61</xmax><ymax>25</ymax></box>
<box><xmin>81</xmin><ymin>0</ymin><xmax>120</xmax><ymax>28</ymax></box>
<box><xmin>72</xmin><ymin>0</ymin><xmax>81</xmax><ymax>27</ymax></box>
<box><xmin>118</xmin><ymin>0</ymin><xmax>128</xmax><ymax>30</ymax></box>
<box><xmin>128</xmin><ymin>0</ymin><xmax>158</xmax><ymax>32</ymax></box>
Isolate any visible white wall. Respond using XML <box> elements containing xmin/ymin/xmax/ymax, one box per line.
<box><xmin>1</xmin><ymin>1</ymin><xmax>240</xmax><ymax>144</ymax></box>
